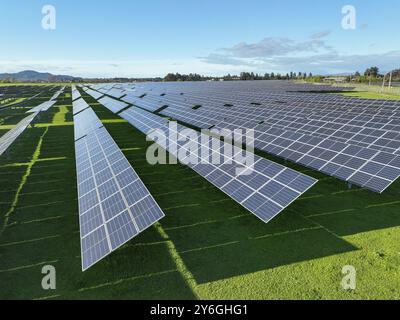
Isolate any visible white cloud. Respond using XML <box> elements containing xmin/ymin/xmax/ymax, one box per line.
<box><xmin>2</xmin><ymin>33</ymin><xmax>398</xmax><ymax>77</ymax></box>
<box><xmin>310</xmin><ymin>30</ymin><xmax>332</xmax><ymax>39</ymax></box>
<box><xmin>0</xmin><ymin>58</ymin><xmax>246</xmax><ymax>78</ymax></box>
<box><xmin>217</xmin><ymin>37</ymin><xmax>334</xmax><ymax>59</ymax></box>
<box><xmin>200</xmin><ymin>34</ymin><xmax>400</xmax><ymax>74</ymax></box>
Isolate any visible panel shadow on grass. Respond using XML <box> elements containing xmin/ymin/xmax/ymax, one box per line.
<box><xmin>299</xmin><ymin>180</ymin><xmax>400</xmax><ymax>237</ymax></box>
<box><xmin>182</xmin><ymin>228</ymin><xmax>357</xmax><ymax>285</ymax></box>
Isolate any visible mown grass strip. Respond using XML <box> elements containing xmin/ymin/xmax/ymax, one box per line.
<box><xmin>77</xmin><ymin>269</ymin><xmax>177</xmax><ymax>293</ymax></box>
<box><xmin>0</xmin><ymin>260</ymin><xmax>59</xmax><ymax>274</ymax></box>
<box><xmin>0</xmin><ymin>235</ymin><xmax>61</xmax><ymax>248</ymax></box>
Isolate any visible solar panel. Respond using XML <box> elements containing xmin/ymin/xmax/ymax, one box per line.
<box><xmin>73</xmin><ymin>98</ymin><xmax>91</xmax><ymax>115</ymax></box>
<box><xmin>74</xmin><ymin>106</ymin><xmax>165</xmax><ymax>271</ymax></box>
<box><xmin>121</xmin><ymin>93</ymin><xmax>140</xmax><ymax>105</ymax></box>
<box><xmin>0</xmin><ymin>113</ymin><xmax>38</xmax><ymax>156</ymax></box>
<box><xmin>98</xmin><ymin>96</ymin><xmax>129</xmax><ymax>113</ymax></box>
<box><xmin>129</xmin><ymin>94</ymin><xmax>166</xmax><ymax>112</ymax></box>
<box><xmin>26</xmin><ymin>100</ymin><xmax>57</xmax><ymax>113</ymax></box>
<box><xmin>119</xmin><ymin>107</ymin><xmax>317</xmax><ymax>223</ymax></box>
<box><xmin>74</xmin><ymin>108</ymin><xmax>104</xmax><ymax>141</ymax></box>
<box><xmin>86</xmin><ymin>89</ymin><xmax>104</xmax><ymax>100</ymax></box>
<box><xmin>50</xmin><ymin>87</ymin><xmax>64</xmax><ymax>101</ymax></box>
<box><xmin>105</xmin><ymin>88</ymin><xmax>126</xmax><ymax>99</ymax></box>
<box><xmin>72</xmin><ymin>85</ymin><xmax>82</xmax><ymax>101</ymax></box>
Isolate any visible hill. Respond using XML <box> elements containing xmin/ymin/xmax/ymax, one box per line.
<box><xmin>0</xmin><ymin>70</ymin><xmax>81</xmax><ymax>82</ymax></box>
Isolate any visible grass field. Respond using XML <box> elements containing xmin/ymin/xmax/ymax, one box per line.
<box><xmin>1</xmin><ymin>86</ymin><xmax>400</xmax><ymax>300</ymax></box>
<box><xmin>338</xmin><ymin>91</ymin><xmax>400</xmax><ymax>101</ymax></box>
<box><xmin>333</xmin><ymin>83</ymin><xmax>400</xmax><ymax>100</ymax></box>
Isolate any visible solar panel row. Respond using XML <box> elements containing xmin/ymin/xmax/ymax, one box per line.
<box><xmin>0</xmin><ymin>113</ymin><xmax>38</xmax><ymax>156</ymax></box>
<box><xmin>50</xmin><ymin>87</ymin><xmax>65</xmax><ymax>101</ymax></box>
<box><xmin>72</xmin><ymin>85</ymin><xmax>82</xmax><ymax>102</ymax></box>
<box><xmin>26</xmin><ymin>100</ymin><xmax>57</xmax><ymax>113</ymax></box>
<box><xmin>119</xmin><ymin>107</ymin><xmax>317</xmax><ymax>223</ymax></box>
<box><xmin>73</xmin><ymin>99</ymin><xmax>165</xmax><ymax>271</ymax></box>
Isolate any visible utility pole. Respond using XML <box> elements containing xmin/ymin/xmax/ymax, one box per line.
<box><xmin>389</xmin><ymin>71</ymin><xmax>393</xmax><ymax>89</ymax></box>
<box><xmin>381</xmin><ymin>73</ymin><xmax>386</xmax><ymax>92</ymax></box>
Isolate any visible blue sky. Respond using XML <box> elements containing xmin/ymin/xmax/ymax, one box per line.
<box><xmin>0</xmin><ymin>0</ymin><xmax>399</xmax><ymax>77</ymax></box>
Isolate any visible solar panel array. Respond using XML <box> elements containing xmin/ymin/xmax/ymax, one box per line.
<box><xmin>119</xmin><ymin>107</ymin><xmax>317</xmax><ymax>223</ymax></box>
<box><xmin>73</xmin><ymin>99</ymin><xmax>165</xmax><ymax>270</ymax></box>
<box><xmin>105</xmin><ymin>81</ymin><xmax>400</xmax><ymax>193</ymax></box>
<box><xmin>0</xmin><ymin>113</ymin><xmax>38</xmax><ymax>156</ymax></box>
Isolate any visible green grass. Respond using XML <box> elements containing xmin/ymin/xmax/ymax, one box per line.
<box><xmin>328</xmin><ymin>82</ymin><xmax>400</xmax><ymax>100</ymax></box>
<box><xmin>338</xmin><ymin>91</ymin><xmax>400</xmax><ymax>100</ymax></box>
<box><xmin>0</xmin><ymin>87</ymin><xmax>400</xmax><ymax>300</ymax></box>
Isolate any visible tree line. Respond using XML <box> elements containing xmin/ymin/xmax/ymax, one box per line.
<box><xmin>164</xmin><ymin>67</ymin><xmax>400</xmax><ymax>83</ymax></box>
<box><xmin>164</xmin><ymin>72</ymin><xmax>313</xmax><ymax>82</ymax></box>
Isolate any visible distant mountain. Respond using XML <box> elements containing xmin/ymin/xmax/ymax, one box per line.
<box><xmin>0</xmin><ymin>70</ymin><xmax>82</xmax><ymax>82</ymax></box>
